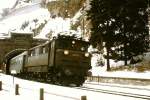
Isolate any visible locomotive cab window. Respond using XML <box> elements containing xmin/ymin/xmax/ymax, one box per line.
<box><xmin>56</xmin><ymin>39</ymin><xmax>89</xmax><ymax>51</ymax></box>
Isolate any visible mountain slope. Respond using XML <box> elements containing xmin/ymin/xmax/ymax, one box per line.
<box><xmin>0</xmin><ymin>0</ymin><xmax>88</xmax><ymax>39</ymax></box>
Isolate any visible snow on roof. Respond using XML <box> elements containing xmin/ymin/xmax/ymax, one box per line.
<box><xmin>10</xmin><ymin>31</ymin><xmax>33</xmax><ymax>34</ymax></box>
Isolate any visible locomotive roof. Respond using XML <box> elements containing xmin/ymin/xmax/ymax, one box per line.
<box><xmin>57</xmin><ymin>35</ymin><xmax>83</xmax><ymax>40</ymax></box>
<box><xmin>28</xmin><ymin>35</ymin><xmax>89</xmax><ymax>50</ymax></box>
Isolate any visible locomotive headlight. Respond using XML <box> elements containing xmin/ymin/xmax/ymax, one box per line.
<box><xmin>64</xmin><ymin>50</ymin><xmax>69</xmax><ymax>55</ymax></box>
<box><xmin>81</xmin><ymin>47</ymin><xmax>85</xmax><ymax>51</ymax></box>
<box><xmin>72</xmin><ymin>40</ymin><xmax>75</xmax><ymax>44</ymax></box>
<box><xmin>85</xmin><ymin>52</ymin><xmax>90</xmax><ymax>57</ymax></box>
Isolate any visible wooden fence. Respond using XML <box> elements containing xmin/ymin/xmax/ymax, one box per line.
<box><xmin>87</xmin><ymin>76</ymin><xmax>150</xmax><ymax>86</ymax></box>
<box><xmin>0</xmin><ymin>81</ymin><xmax>87</xmax><ymax>100</ymax></box>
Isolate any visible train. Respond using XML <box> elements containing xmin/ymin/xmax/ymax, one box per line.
<box><xmin>6</xmin><ymin>35</ymin><xmax>91</xmax><ymax>86</ymax></box>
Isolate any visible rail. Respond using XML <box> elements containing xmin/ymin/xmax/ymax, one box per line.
<box><xmin>76</xmin><ymin>86</ymin><xmax>150</xmax><ymax>99</ymax></box>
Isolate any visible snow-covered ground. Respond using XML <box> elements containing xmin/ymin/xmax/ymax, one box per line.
<box><xmin>1</xmin><ymin>73</ymin><xmax>150</xmax><ymax>100</ymax></box>
<box><xmin>91</xmin><ymin>67</ymin><xmax>150</xmax><ymax>79</ymax></box>
<box><xmin>90</xmin><ymin>52</ymin><xmax>150</xmax><ymax>77</ymax></box>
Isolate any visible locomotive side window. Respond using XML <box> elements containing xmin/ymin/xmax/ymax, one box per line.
<box><xmin>30</xmin><ymin>46</ymin><xmax>42</xmax><ymax>56</ymax></box>
<box><xmin>35</xmin><ymin>48</ymin><xmax>39</xmax><ymax>56</ymax></box>
<box><xmin>45</xmin><ymin>44</ymin><xmax>49</xmax><ymax>53</ymax></box>
<box><xmin>42</xmin><ymin>44</ymin><xmax>49</xmax><ymax>54</ymax></box>
<box><xmin>28</xmin><ymin>43</ymin><xmax>49</xmax><ymax>56</ymax></box>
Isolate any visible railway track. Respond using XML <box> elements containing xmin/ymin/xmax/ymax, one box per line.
<box><xmin>75</xmin><ymin>86</ymin><xmax>150</xmax><ymax>99</ymax></box>
<box><xmin>73</xmin><ymin>82</ymin><xmax>150</xmax><ymax>100</ymax></box>
<box><xmin>85</xmin><ymin>82</ymin><xmax>150</xmax><ymax>91</ymax></box>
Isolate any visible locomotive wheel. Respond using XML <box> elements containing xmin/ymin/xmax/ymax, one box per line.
<box><xmin>74</xmin><ymin>76</ymin><xmax>85</xmax><ymax>86</ymax></box>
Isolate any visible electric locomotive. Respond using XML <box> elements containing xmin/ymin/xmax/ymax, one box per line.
<box><xmin>8</xmin><ymin>35</ymin><xmax>91</xmax><ymax>86</ymax></box>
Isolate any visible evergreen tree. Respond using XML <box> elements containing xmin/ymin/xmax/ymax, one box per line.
<box><xmin>87</xmin><ymin>0</ymin><xmax>149</xmax><ymax>70</ymax></box>
<box><xmin>113</xmin><ymin>0</ymin><xmax>149</xmax><ymax>65</ymax></box>
<box><xmin>87</xmin><ymin>0</ymin><xmax>119</xmax><ymax>71</ymax></box>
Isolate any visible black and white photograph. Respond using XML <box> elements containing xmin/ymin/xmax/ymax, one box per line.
<box><xmin>0</xmin><ymin>0</ymin><xmax>150</xmax><ymax>100</ymax></box>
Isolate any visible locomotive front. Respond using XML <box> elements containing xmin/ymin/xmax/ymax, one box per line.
<box><xmin>55</xmin><ymin>36</ymin><xmax>91</xmax><ymax>85</ymax></box>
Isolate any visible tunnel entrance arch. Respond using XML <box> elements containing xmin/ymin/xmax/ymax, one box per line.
<box><xmin>4</xmin><ymin>49</ymin><xmax>26</xmax><ymax>74</ymax></box>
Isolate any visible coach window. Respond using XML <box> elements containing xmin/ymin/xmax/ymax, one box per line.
<box><xmin>39</xmin><ymin>46</ymin><xmax>43</xmax><ymax>54</ymax></box>
<box><xmin>35</xmin><ymin>48</ymin><xmax>40</xmax><ymax>56</ymax></box>
<box><xmin>43</xmin><ymin>47</ymin><xmax>46</xmax><ymax>54</ymax></box>
<box><xmin>28</xmin><ymin>50</ymin><xmax>31</xmax><ymax>56</ymax></box>
<box><xmin>45</xmin><ymin>44</ymin><xmax>49</xmax><ymax>53</ymax></box>
<box><xmin>31</xmin><ymin>50</ymin><xmax>35</xmax><ymax>56</ymax></box>
<box><xmin>41</xmin><ymin>44</ymin><xmax>48</xmax><ymax>54</ymax></box>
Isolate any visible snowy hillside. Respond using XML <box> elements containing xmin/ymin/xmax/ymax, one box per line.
<box><xmin>0</xmin><ymin>0</ymin><xmax>87</xmax><ymax>39</ymax></box>
<box><xmin>0</xmin><ymin>1</ymin><xmax>49</xmax><ymax>37</ymax></box>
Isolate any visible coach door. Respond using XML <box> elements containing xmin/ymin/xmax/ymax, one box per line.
<box><xmin>22</xmin><ymin>55</ymin><xmax>26</xmax><ymax>72</ymax></box>
<box><xmin>48</xmin><ymin>40</ymin><xmax>55</xmax><ymax>67</ymax></box>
